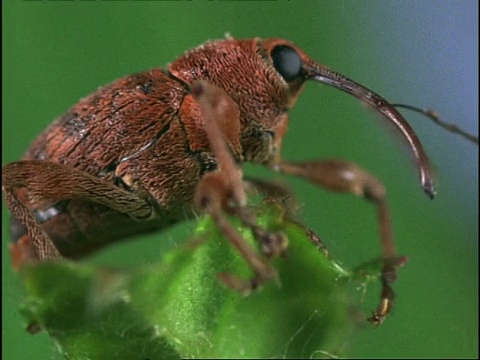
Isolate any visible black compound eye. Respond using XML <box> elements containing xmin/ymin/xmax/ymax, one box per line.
<box><xmin>271</xmin><ymin>45</ymin><xmax>302</xmax><ymax>82</ymax></box>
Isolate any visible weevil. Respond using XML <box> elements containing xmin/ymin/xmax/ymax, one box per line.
<box><xmin>2</xmin><ymin>36</ymin><xmax>477</xmax><ymax>325</ymax></box>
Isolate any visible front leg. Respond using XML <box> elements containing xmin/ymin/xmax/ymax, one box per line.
<box><xmin>192</xmin><ymin>81</ymin><xmax>280</xmax><ymax>293</ymax></box>
<box><xmin>272</xmin><ymin>159</ymin><xmax>407</xmax><ymax>324</ymax></box>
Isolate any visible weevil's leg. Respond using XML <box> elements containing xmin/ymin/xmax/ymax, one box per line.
<box><xmin>274</xmin><ymin>159</ymin><xmax>405</xmax><ymax>324</ymax></box>
<box><xmin>231</xmin><ymin>178</ymin><xmax>296</xmax><ymax>258</ymax></box>
<box><xmin>192</xmin><ymin>80</ymin><xmax>278</xmax><ymax>292</ymax></box>
<box><xmin>195</xmin><ymin>172</ymin><xmax>277</xmax><ymax>292</ymax></box>
<box><xmin>285</xmin><ymin>217</ymin><xmax>330</xmax><ymax>258</ymax></box>
<box><xmin>243</xmin><ymin>178</ymin><xmax>330</xmax><ymax>257</ymax></box>
<box><xmin>2</xmin><ymin>161</ymin><xmax>154</xmax><ymax>266</ymax></box>
<box><xmin>230</xmin><ymin>204</ymin><xmax>289</xmax><ymax>259</ymax></box>
<box><xmin>244</xmin><ymin>177</ymin><xmax>298</xmax><ymax>216</ymax></box>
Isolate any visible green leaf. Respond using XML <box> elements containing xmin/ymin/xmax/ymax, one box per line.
<box><xmin>19</xmin><ymin>203</ymin><xmax>374</xmax><ymax>359</ymax></box>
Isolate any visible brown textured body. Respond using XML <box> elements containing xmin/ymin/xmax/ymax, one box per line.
<box><xmin>4</xmin><ymin>36</ymin><xmax>449</xmax><ymax>324</ymax></box>
<box><xmin>10</xmin><ymin>39</ymin><xmax>296</xmax><ymax>258</ymax></box>
<box><xmin>14</xmin><ymin>69</ymin><xmax>213</xmax><ymax>257</ymax></box>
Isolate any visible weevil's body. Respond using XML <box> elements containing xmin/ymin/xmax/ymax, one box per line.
<box><xmin>4</xmin><ymin>36</ymin><xmax>443</xmax><ymax>324</ymax></box>
<box><xmin>11</xmin><ymin>39</ymin><xmax>304</xmax><ymax>257</ymax></box>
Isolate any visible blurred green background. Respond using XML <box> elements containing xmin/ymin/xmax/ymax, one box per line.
<box><xmin>2</xmin><ymin>1</ymin><xmax>477</xmax><ymax>359</ymax></box>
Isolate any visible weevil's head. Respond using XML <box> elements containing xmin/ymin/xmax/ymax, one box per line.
<box><xmin>170</xmin><ymin>37</ymin><xmax>434</xmax><ymax>196</ymax></box>
<box><xmin>169</xmin><ymin>37</ymin><xmax>309</xmax><ymax>164</ymax></box>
